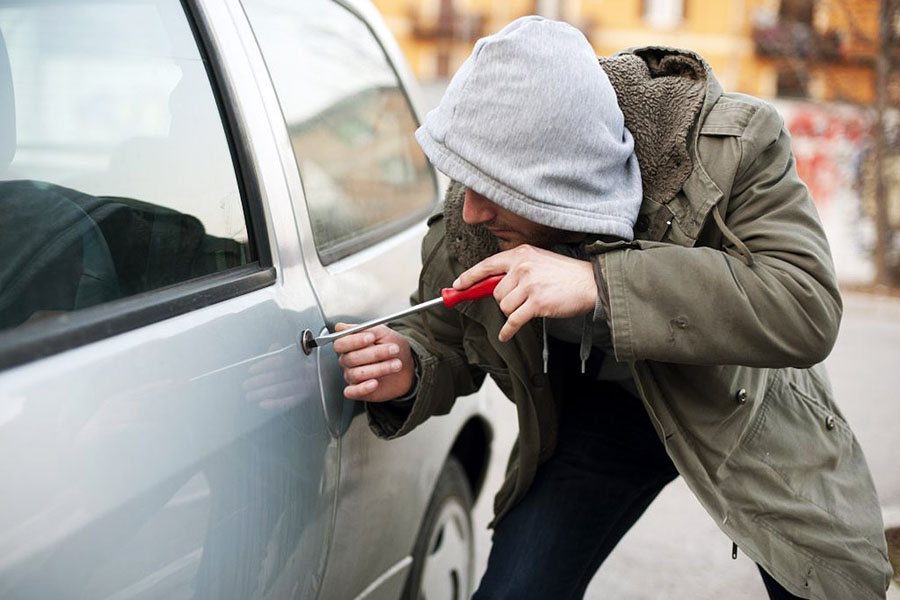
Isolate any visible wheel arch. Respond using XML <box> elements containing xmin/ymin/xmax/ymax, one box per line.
<box><xmin>448</xmin><ymin>416</ymin><xmax>493</xmax><ymax>502</ymax></box>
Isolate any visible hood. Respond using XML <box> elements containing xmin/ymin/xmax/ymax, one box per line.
<box><xmin>443</xmin><ymin>45</ymin><xmax>717</xmax><ymax>269</ymax></box>
<box><xmin>415</xmin><ymin>16</ymin><xmax>643</xmax><ymax>240</ymax></box>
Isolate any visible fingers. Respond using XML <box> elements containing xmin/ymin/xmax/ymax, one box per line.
<box><xmin>334</xmin><ymin>324</ymin><xmax>402</xmax><ymax>381</ymax></box>
<box><xmin>491</xmin><ymin>270</ymin><xmax>533</xmax><ymax>340</ymax></box>
<box><xmin>484</xmin><ymin>271</ymin><xmax>531</xmax><ymax>341</ymax></box>
<box><xmin>342</xmin><ymin>357</ymin><xmax>404</xmax><ymax>385</ymax></box>
<box><xmin>499</xmin><ymin>300</ymin><xmax>536</xmax><ymax>342</ymax></box>
<box><xmin>453</xmin><ymin>249</ymin><xmax>525</xmax><ymax>289</ymax></box>
<box><xmin>453</xmin><ymin>245</ymin><xmax>599</xmax><ymax>343</ymax></box>
<box><xmin>338</xmin><ymin>341</ymin><xmax>400</xmax><ymax>368</ymax></box>
<box><xmin>247</xmin><ymin>383</ymin><xmax>300</xmax><ymax>410</ymax></box>
<box><xmin>244</xmin><ymin>368</ymin><xmax>294</xmax><ymax>391</ymax></box>
<box><xmin>244</xmin><ymin>347</ymin><xmax>301</xmax><ymax>410</ymax></box>
<box><xmin>332</xmin><ymin>325</ymin><xmax>375</xmax><ymax>354</ymax></box>
<box><xmin>333</xmin><ymin>323</ymin><xmax>399</xmax><ymax>353</ymax></box>
<box><xmin>247</xmin><ymin>352</ymin><xmax>287</xmax><ymax>375</ymax></box>
<box><xmin>497</xmin><ymin>282</ymin><xmax>527</xmax><ymax>317</ymax></box>
<box><xmin>458</xmin><ymin>264</ymin><xmax>527</xmax><ymax>341</ymax></box>
<box><xmin>331</xmin><ymin>323</ymin><xmax>413</xmax><ymax>402</ymax></box>
<box><xmin>343</xmin><ymin>378</ymin><xmax>379</xmax><ymax>400</ymax></box>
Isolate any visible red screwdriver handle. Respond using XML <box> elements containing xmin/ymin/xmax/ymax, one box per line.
<box><xmin>440</xmin><ymin>274</ymin><xmax>504</xmax><ymax>309</ymax></box>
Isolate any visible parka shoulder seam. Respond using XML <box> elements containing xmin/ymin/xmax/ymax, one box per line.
<box><xmin>699</xmin><ymin>95</ymin><xmax>759</xmax><ymax>137</ymax></box>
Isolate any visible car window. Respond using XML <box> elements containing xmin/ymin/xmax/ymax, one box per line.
<box><xmin>0</xmin><ymin>0</ymin><xmax>250</xmax><ymax>333</ymax></box>
<box><xmin>241</xmin><ymin>0</ymin><xmax>436</xmax><ymax>265</ymax></box>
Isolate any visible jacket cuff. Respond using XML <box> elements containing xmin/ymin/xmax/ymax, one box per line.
<box><xmin>597</xmin><ymin>249</ymin><xmax>636</xmax><ymax>361</ymax></box>
<box><xmin>386</xmin><ymin>354</ymin><xmax>421</xmax><ymax>407</ymax></box>
<box><xmin>364</xmin><ymin>335</ymin><xmax>435</xmax><ymax>439</ymax></box>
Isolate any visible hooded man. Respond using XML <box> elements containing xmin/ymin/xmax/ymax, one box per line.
<box><xmin>334</xmin><ymin>16</ymin><xmax>891</xmax><ymax>600</ymax></box>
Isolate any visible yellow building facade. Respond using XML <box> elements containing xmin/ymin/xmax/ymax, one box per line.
<box><xmin>373</xmin><ymin>0</ymin><xmax>881</xmax><ymax>105</ymax></box>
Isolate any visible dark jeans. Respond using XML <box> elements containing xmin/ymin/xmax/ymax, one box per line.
<box><xmin>474</xmin><ymin>367</ymin><xmax>802</xmax><ymax>599</ymax></box>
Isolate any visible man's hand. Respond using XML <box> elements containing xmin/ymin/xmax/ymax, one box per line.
<box><xmin>453</xmin><ymin>245</ymin><xmax>597</xmax><ymax>342</ymax></box>
<box><xmin>334</xmin><ymin>323</ymin><xmax>416</xmax><ymax>402</ymax></box>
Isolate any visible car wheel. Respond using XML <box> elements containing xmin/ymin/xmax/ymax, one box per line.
<box><xmin>403</xmin><ymin>456</ymin><xmax>474</xmax><ymax>600</ymax></box>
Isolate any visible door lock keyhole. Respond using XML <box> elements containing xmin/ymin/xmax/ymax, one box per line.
<box><xmin>299</xmin><ymin>329</ymin><xmax>315</xmax><ymax>355</ymax></box>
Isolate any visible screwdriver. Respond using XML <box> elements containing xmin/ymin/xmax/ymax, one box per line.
<box><xmin>304</xmin><ymin>274</ymin><xmax>504</xmax><ymax>350</ymax></box>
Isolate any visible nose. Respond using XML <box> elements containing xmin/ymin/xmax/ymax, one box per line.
<box><xmin>462</xmin><ymin>189</ymin><xmax>496</xmax><ymax>224</ymax></box>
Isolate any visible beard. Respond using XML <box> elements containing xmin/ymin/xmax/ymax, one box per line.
<box><xmin>488</xmin><ymin>219</ymin><xmax>584</xmax><ymax>250</ymax></box>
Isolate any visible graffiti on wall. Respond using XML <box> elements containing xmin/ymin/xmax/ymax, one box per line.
<box><xmin>778</xmin><ymin>100</ymin><xmax>871</xmax><ymax>207</ymax></box>
<box><xmin>774</xmin><ymin>99</ymin><xmax>878</xmax><ymax>282</ymax></box>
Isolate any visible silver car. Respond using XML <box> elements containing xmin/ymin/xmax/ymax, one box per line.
<box><xmin>0</xmin><ymin>0</ymin><xmax>494</xmax><ymax>598</ymax></box>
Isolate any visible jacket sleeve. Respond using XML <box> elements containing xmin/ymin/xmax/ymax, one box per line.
<box><xmin>595</xmin><ymin>104</ymin><xmax>842</xmax><ymax>368</ymax></box>
<box><xmin>366</xmin><ymin>223</ymin><xmax>486</xmax><ymax>439</ymax></box>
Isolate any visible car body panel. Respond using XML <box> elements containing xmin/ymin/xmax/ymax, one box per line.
<box><xmin>0</xmin><ymin>1</ymin><xmax>492</xmax><ymax>598</ymax></box>
<box><xmin>0</xmin><ymin>0</ymin><xmax>339</xmax><ymax>596</ymax></box>
<box><xmin>0</xmin><ymin>285</ymin><xmax>337</xmax><ymax>599</ymax></box>
<box><xmin>220</xmin><ymin>1</ymin><xmax>493</xmax><ymax>597</ymax></box>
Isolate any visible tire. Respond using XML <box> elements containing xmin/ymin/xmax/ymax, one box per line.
<box><xmin>402</xmin><ymin>456</ymin><xmax>475</xmax><ymax>600</ymax></box>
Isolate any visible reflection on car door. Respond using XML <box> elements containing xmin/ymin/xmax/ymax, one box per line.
<box><xmin>239</xmin><ymin>0</ymin><xmax>441</xmax><ymax>595</ymax></box>
<box><xmin>0</xmin><ymin>1</ymin><xmax>340</xmax><ymax>598</ymax></box>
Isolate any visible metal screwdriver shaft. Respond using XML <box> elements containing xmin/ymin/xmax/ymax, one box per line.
<box><xmin>307</xmin><ymin>274</ymin><xmax>504</xmax><ymax>349</ymax></box>
<box><xmin>310</xmin><ymin>297</ymin><xmax>445</xmax><ymax>348</ymax></box>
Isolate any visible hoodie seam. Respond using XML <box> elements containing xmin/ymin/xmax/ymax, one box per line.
<box><xmin>448</xmin><ymin>42</ymin><xmax>486</xmax><ymax>130</ymax></box>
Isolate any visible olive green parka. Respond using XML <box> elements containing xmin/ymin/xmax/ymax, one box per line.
<box><xmin>367</xmin><ymin>47</ymin><xmax>892</xmax><ymax>599</ymax></box>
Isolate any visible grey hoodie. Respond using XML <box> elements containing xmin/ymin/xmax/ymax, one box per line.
<box><xmin>415</xmin><ymin>16</ymin><xmax>643</xmax><ymax>240</ymax></box>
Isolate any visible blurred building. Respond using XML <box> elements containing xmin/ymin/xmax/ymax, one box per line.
<box><xmin>374</xmin><ymin>0</ymin><xmax>892</xmax><ymax>105</ymax></box>
<box><xmin>375</xmin><ymin>0</ymin><xmax>900</xmax><ymax>284</ymax></box>
<box><xmin>752</xmin><ymin>0</ymin><xmax>896</xmax><ymax>105</ymax></box>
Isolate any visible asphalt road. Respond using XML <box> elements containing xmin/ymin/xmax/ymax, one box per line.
<box><xmin>470</xmin><ymin>291</ymin><xmax>900</xmax><ymax>599</ymax></box>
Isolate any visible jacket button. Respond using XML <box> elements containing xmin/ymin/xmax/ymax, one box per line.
<box><xmin>635</xmin><ymin>214</ymin><xmax>650</xmax><ymax>232</ymax></box>
<box><xmin>531</xmin><ymin>373</ymin><xmax>548</xmax><ymax>387</ymax></box>
<box><xmin>735</xmin><ymin>388</ymin><xmax>747</xmax><ymax>404</ymax></box>
<box><xmin>825</xmin><ymin>415</ymin><xmax>836</xmax><ymax>430</ymax></box>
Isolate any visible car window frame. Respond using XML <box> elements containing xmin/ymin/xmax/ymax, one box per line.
<box><xmin>241</xmin><ymin>0</ymin><xmax>438</xmax><ymax>267</ymax></box>
<box><xmin>0</xmin><ymin>0</ymin><xmax>275</xmax><ymax>372</ymax></box>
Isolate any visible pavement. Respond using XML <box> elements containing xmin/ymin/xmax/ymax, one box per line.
<box><xmin>469</xmin><ymin>291</ymin><xmax>900</xmax><ymax>598</ymax></box>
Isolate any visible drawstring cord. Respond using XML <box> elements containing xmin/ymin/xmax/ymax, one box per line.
<box><xmin>422</xmin><ymin>206</ymin><xmax>747</xmax><ymax>378</ymax></box>
<box><xmin>424</xmin><ymin>234</ymin><xmax>597</xmax><ymax>376</ymax></box>
<box><xmin>541</xmin><ymin>306</ymin><xmax>593</xmax><ymax>375</ymax></box>
<box><xmin>542</xmin><ymin>317</ymin><xmax>549</xmax><ymax>374</ymax></box>
<box><xmin>711</xmin><ymin>204</ymin><xmax>754</xmax><ymax>266</ymax></box>
<box><xmin>579</xmin><ymin>312</ymin><xmax>593</xmax><ymax>374</ymax></box>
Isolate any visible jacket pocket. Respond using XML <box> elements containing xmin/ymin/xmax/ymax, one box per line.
<box><xmin>739</xmin><ymin>370</ymin><xmax>868</xmax><ymax>519</ymax></box>
<box><xmin>727</xmin><ymin>371</ymin><xmax>891</xmax><ymax>597</ymax></box>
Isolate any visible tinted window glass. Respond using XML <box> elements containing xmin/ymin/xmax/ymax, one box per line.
<box><xmin>0</xmin><ymin>0</ymin><xmax>249</xmax><ymax>333</ymax></box>
<box><xmin>242</xmin><ymin>0</ymin><xmax>436</xmax><ymax>264</ymax></box>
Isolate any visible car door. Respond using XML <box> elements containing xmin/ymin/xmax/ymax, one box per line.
<box><xmin>237</xmin><ymin>0</ymin><xmax>457</xmax><ymax>597</ymax></box>
<box><xmin>0</xmin><ymin>1</ymin><xmax>339</xmax><ymax>598</ymax></box>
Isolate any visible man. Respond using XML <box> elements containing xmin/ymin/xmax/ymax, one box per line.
<box><xmin>334</xmin><ymin>16</ymin><xmax>891</xmax><ymax>599</ymax></box>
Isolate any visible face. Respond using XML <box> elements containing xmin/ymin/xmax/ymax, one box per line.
<box><xmin>462</xmin><ymin>188</ymin><xmax>582</xmax><ymax>250</ymax></box>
